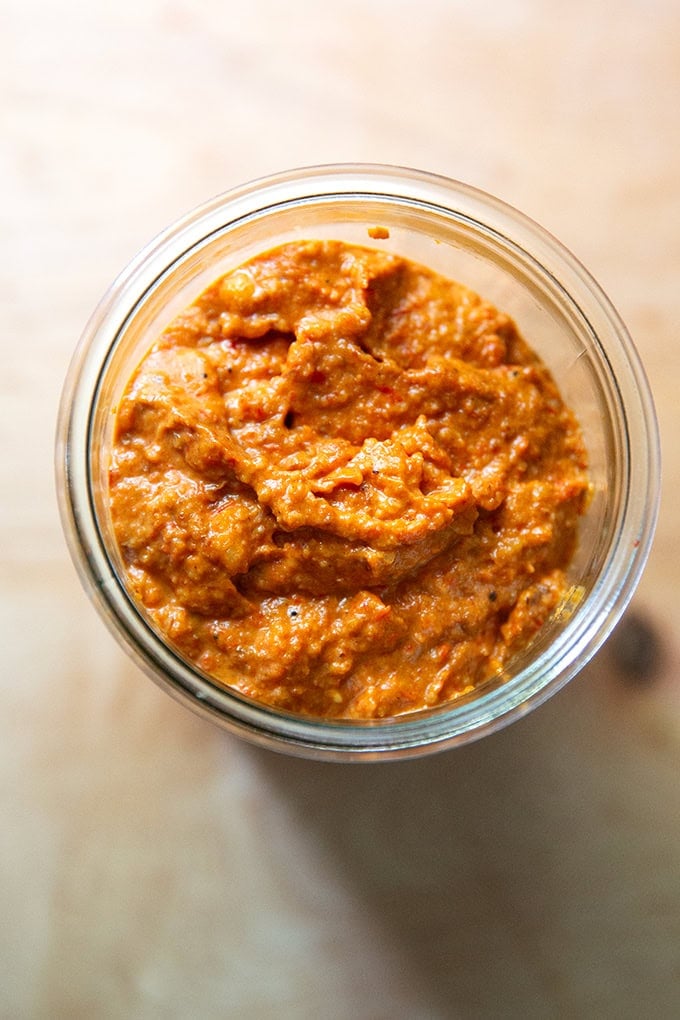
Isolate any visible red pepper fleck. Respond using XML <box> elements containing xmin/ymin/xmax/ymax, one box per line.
<box><xmin>309</xmin><ymin>369</ymin><xmax>326</xmax><ymax>384</ymax></box>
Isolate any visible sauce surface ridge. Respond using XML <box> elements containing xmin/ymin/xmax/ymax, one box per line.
<box><xmin>109</xmin><ymin>239</ymin><xmax>589</xmax><ymax>718</ymax></box>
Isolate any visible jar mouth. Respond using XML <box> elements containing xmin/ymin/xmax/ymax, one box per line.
<box><xmin>56</xmin><ymin>163</ymin><xmax>660</xmax><ymax>761</ymax></box>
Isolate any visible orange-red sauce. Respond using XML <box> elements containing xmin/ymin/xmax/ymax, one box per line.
<box><xmin>109</xmin><ymin>240</ymin><xmax>589</xmax><ymax>718</ymax></box>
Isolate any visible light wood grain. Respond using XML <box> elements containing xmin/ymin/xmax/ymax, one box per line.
<box><xmin>2</xmin><ymin>1</ymin><xmax>679</xmax><ymax>1016</ymax></box>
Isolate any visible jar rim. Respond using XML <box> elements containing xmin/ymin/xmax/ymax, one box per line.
<box><xmin>56</xmin><ymin>163</ymin><xmax>661</xmax><ymax>760</ymax></box>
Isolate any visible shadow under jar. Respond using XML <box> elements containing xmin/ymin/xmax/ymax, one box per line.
<box><xmin>56</xmin><ymin>165</ymin><xmax>660</xmax><ymax>761</ymax></box>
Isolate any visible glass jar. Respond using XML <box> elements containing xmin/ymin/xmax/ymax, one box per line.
<box><xmin>56</xmin><ymin>164</ymin><xmax>660</xmax><ymax>761</ymax></box>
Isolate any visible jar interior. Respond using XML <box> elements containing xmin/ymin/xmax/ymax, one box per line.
<box><xmin>87</xmin><ymin>191</ymin><xmax>628</xmax><ymax>739</ymax></box>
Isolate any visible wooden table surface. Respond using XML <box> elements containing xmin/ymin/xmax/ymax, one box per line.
<box><xmin>3</xmin><ymin>1</ymin><xmax>679</xmax><ymax>1016</ymax></box>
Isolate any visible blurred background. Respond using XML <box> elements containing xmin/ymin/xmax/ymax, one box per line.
<box><xmin>2</xmin><ymin>1</ymin><xmax>679</xmax><ymax>1016</ymax></box>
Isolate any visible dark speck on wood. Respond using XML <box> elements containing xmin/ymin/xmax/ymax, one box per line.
<box><xmin>608</xmin><ymin>609</ymin><xmax>663</xmax><ymax>684</ymax></box>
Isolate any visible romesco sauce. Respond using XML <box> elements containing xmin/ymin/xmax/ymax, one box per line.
<box><xmin>108</xmin><ymin>240</ymin><xmax>589</xmax><ymax>718</ymax></box>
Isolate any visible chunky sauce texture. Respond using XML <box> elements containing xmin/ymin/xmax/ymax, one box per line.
<box><xmin>109</xmin><ymin>240</ymin><xmax>589</xmax><ymax>718</ymax></box>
